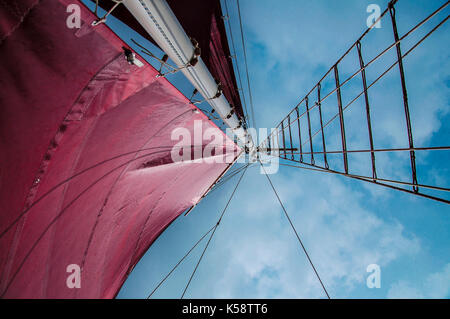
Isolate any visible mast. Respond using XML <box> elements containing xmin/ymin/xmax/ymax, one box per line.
<box><xmin>123</xmin><ymin>0</ymin><xmax>255</xmax><ymax>155</ymax></box>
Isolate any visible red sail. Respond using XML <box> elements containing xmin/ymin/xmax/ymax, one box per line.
<box><xmin>93</xmin><ymin>0</ymin><xmax>245</xmax><ymax>120</ymax></box>
<box><xmin>0</xmin><ymin>0</ymin><xmax>239</xmax><ymax>298</ymax></box>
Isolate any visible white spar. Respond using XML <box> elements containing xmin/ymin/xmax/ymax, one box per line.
<box><xmin>123</xmin><ymin>0</ymin><xmax>255</xmax><ymax>154</ymax></box>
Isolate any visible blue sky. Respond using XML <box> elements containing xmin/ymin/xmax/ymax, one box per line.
<box><xmin>84</xmin><ymin>0</ymin><xmax>450</xmax><ymax>298</ymax></box>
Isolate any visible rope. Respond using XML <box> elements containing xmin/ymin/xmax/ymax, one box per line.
<box><xmin>209</xmin><ymin>162</ymin><xmax>255</xmax><ymax>193</ymax></box>
<box><xmin>180</xmin><ymin>165</ymin><xmax>248</xmax><ymax>298</ymax></box>
<box><xmin>236</xmin><ymin>0</ymin><xmax>256</xmax><ymax>129</ymax></box>
<box><xmin>259</xmin><ymin>162</ymin><xmax>331</xmax><ymax>299</ymax></box>
<box><xmin>147</xmin><ymin>163</ymin><xmax>251</xmax><ymax>298</ymax></box>
<box><xmin>92</xmin><ymin>0</ymin><xmax>123</xmax><ymax>26</ymax></box>
<box><xmin>283</xmin><ymin>162</ymin><xmax>450</xmax><ymax>192</ymax></box>
<box><xmin>224</xmin><ymin>0</ymin><xmax>250</xmax><ymax>126</ymax></box>
<box><xmin>146</xmin><ymin>223</ymin><xmax>217</xmax><ymax>298</ymax></box>
<box><xmin>264</xmin><ymin>0</ymin><xmax>449</xmax><ymax>146</ymax></box>
<box><xmin>296</xmin><ymin>12</ymin><xmax>449</xmax><ymax>152</ymax></box>
<box><xmin>131</xmin><ymin>39</ymin><xmax>178</xmax><ymax>72</ymax></box>
<box><xmin>277</xmin><ymin>161</ymin><xmax>450</xmax><ymax>204</ymax></box>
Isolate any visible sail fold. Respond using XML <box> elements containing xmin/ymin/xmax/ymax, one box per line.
<box><xmin>0</xmin><ymin>0</ymin><xmax>238</xmax><ymax>298</ymax></box>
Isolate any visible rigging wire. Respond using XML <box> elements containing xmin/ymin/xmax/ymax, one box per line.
<box><xmin>259</xmin><ymin>162</ymin><xmax>331</xmax><ymax>299</ymax></box>
<box><xmin>224</xmin><ymin>0</ymin><xmax>250</xmax><ymax>126</ymax></box>
<box><xmin>277</xmin><ymin>161</ymin><xmax>450</xmax><ymax>192</ymax></box>
<box><xmin>299</xmin><ymin>12</ymin><xmax>449</xmax><ymax>151</ymax></box>
<box><xmin>147</xmin><ymin>162</ymin><xmax>252</xmax><ymax>298</ymax></box>
<box><xmin>146</xmin><ymin>223</ymin><xmax>217</xmax><ymax>298</ymax></box>
<box><xmin>277</xmin><ymin>161</ymin><xmax>450</xmax><ymax>204</ymax></box>
<box><xmin>265</xmin><ymin>0</ymin><xmax>449</xmax><ymax>143</ymax></box>
<box><xmin>181</xmin><ymin>165</ymin><xmax>249</xmax><ymax>298</ymax></box>
<box><xmin>236</xmin><ymin>0</ymin><xmax>257</xmax><ymax>129</ymax></box>
<box><xmin>258</xmin><ymin>0</ymin><xmax>450</xmax><ymax>204</ymax></box>
<box><xmin>209</xmin><ymin>162</ymin><xmax>255</xmax><ymax>193</ymax></box>
<box><xmin>226</xmin><ymin>162</ymin><xmax>252</xmax><ymax>176</ymax></box>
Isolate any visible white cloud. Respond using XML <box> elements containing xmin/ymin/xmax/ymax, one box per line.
<box><xmin>240</xmin><ymin>0</ymin><xmax>449</xmax><ymax>184</ymax></box>
<box><xmin>118</xmin><ymin>0</ymin><xmax>449</xmax><ymax>299</ymax></box>
<box><xmin>387</xmin><ymin>281</ymin><xmax>424</xmax><ymax>299</ymax></box>
<box><xmin>190</xmin><ymin>168</ymin><xmax>421</xmax><ymax>298</ymax></box>
<box><xmin>178</xmin><ymin>1</ymin><xmax>447</xmax><ymax>299</ymax></box>
<box><xmin>387</xmin><ymin>263</ymin><xmax>450</xmax><ymax>298</ymax></box>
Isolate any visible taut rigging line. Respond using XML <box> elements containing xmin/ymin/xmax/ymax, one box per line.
<box><xmin>259</xmin><ymin>161</ymin><xmax>331</xmax><ymax>299</ymax></box>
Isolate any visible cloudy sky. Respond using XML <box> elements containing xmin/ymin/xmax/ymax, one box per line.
<box><xmin>84</xmin><ymin>0</ymin><xmax>450</xmax><ymax>298</ymax></box>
